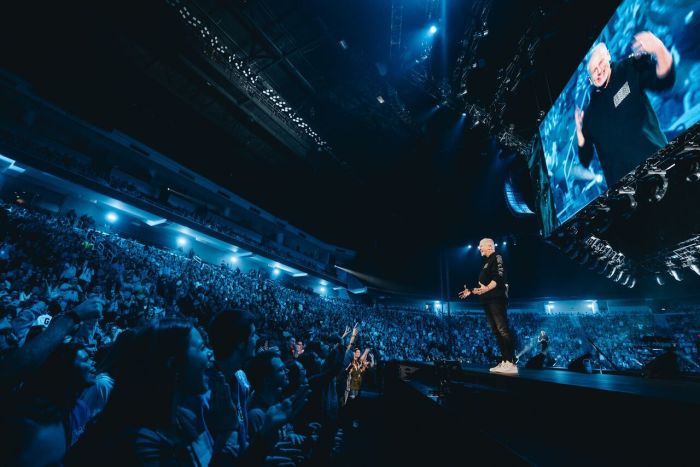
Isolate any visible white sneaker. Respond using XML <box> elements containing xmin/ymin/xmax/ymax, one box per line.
<box><xmin>489</xmin><ymin>361</ymin><xmax>505</xmax><ymax>373</ymax></box>
<box><xmin>495</xmin><ymin>361</ymin><xmax>519</xmax><ymax>375</ymax></box>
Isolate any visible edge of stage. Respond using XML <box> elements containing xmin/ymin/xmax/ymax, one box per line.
<box><xmin>380</xmin><ymin>361</ymin><xmax>700</xmax><ymax>466</ymax></box>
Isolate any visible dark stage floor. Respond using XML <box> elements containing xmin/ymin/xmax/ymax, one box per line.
<box><xmin>335</xmin><ymin>362</ymin><xmax>700</xmax><ymax>466</ymax></box>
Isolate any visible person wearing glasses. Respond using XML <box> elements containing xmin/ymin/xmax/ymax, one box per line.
<box><xmin>574</xmin><ymin>32</ymin><xmax>675</xmax><ymax>184</ymax></box>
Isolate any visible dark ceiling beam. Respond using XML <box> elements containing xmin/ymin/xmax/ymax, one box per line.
<box><xmin>256</xmin><ymin>38</ymin><xmax>321</xmax><ymax>74</ymax></box>
<box><xmin>119</xmin><ymin>34</ymin><xmax>294</xmax><ymax>164</ymax></box>
<box><xmin>178</xmin><ymin>54</ymin><xmax>312</xmax><ymax>157</ymax></box>
<box><xmin>225</xmin><ymin>6</ymin><xmax>317</xmax><ymax>96</ymax></box>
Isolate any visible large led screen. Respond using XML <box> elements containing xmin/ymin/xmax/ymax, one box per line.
<box><xmin>538</xmin><ymin>0</ymin><xmax>700</xmax><ymax>227</ymax></box>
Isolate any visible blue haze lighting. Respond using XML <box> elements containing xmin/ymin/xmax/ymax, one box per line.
<box><xmin>177</xmin><ymin>237</ymin><xmax>188</xmax><ymax>247</ymax></box>
<box><xmin>105</xmin><ymin>212</ymin><xmax>118</xmax><ymax>223</ymax></box>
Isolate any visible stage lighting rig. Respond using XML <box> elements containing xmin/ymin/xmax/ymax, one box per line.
<box><xmin>636</xmin><ymin>170</ymin><xmax>668</xmax><ymax>204</ymax></box>
<box><xmin>165</xmin><ymin>0</ymin><xmax>331</xmax><ymax>153</ymax></box>
<box><xmin>581</xmin><ymin>235</ymin><xmax>634</xmax><ymax>285</ymax></box>
<box><xmin>686</xmin><ymin>160</ymin><xmax>700</xmax><ymax>182</ymax></box>
<box><xmin>638</xmin><ymin>235</ymin><xmax>700</xmax><ymax>285</ymax></box>
<box><xmin>674</xmin><ymin>143</ymin><xmax>700</xmax><ymax>182</ymax></box>
<box><xmin>690</xmin><ymin>263</ymin><xmax>700</xmax><ymax>276</ymax></box>
<box><xmin>669</xmin><ymin>268</ymin><xmax>682</xmax><ymax>281</ymax></box>
<box><xmin>607</xmin><ymin>187</ymin><xmax>637</xmax><ymax>218</ymax></box>
<box><xmin>614</xmin><ymin>269</ymin><xmax>625</xmax><ymax>282</ymax></box>
<box><xmin>583</xmin><ymin>202</ymin><xmax>612</xmax><ymax>234</ymax></box>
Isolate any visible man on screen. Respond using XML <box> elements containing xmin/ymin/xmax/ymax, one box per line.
<box><xmin>575</xmin><ymin>31</ymin><xmax>675</xmax><ymax>183</ymax></box>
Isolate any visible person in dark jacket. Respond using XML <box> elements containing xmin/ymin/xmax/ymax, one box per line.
<box><xmin>575</xmin><ymin>32</ymin><xmax>675</xmax><ymax>184</ymax></box>
<box><xmin>458</xmin><ymin>238</ymin><xmax>518</xmax><ymax>375</ymax></box>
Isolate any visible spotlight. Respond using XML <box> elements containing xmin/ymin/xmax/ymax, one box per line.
<box><xmin>230</xmin><ymin>255</ymin><xmax>238</xmax><ymax>263</ymax></box>
<box><xmin>685</xmin><ymin>161</ymin><xmax>700</xmax><ymax>182</ymax></box>
<box><xmin>320</xmin><ymin>286</ymin><xmax>327</xmax><ymax>293</ymax></box>
<box><xmin>177</xmin><ymin>237</ymin><xmax>188</xmax><ymax>247</ymax></box>
<box><xmin>105</xmin><ymin>212</ymin><xmax>118</xmax><ymax>223</ymax></box>
<box><xmin>614</xmin><ymin>270</ymin><xmax>625</xmax><ymax>282</ymax></box>
<box><xmin>607</xmin><ymin>266</ymin><xmax>618</xmax><ymax>279</ymax></box>
<box><xmin>596</xmin><ymin>259</ymin><xmax>610</xmax><ymax>274</ymax></box>
<box><xmin>690</xmin><ymin>264</ymin><xmax>700</xmax><ymax>276</ymax></box>
<box><xmin>656</xmin><ymin>274</ymin><xmax>665</xmax><ymax>286</ymax></box>
<box><xmin>627</xmin><ymin>278</ymin><xmax>636</xmax><ymax>288</ymax></box>
<box><xmin>669</xmin><ymin>269</ymin><xmax>682</xmax><ymax>281</ymax></box>
<box><xmin>637</xmin><ymin>171</ymin><xmax>668</xmax><ymax>203</ymax></box>
<box><xmin>428</xmin><ymin>25</ymin><xmax>438</xmax><ymax>35</ymax></box>
<box><xmin>608</xmin><ymin>191</ymin><xmax>637</xmax><ymax>216</ymax></box>
<box><xmin>273</xmin><ymin>268</ymin><xmax>281</xmax><ymax>276</ymax></box>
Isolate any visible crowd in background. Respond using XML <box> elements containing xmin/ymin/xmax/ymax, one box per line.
<box><xmin>1</xmin><ymin>201</ymin><xmax>700</xmax><ymax>465</ymax></box>
<box><xmin>0</xmin><ymin>125</ymin><xmax>331</xmax><ymax>277</ymax></box>
<box><xmin>2</xmin><ymin>201</ymin><xmax>699</xmax><ymax>371</ymax></box>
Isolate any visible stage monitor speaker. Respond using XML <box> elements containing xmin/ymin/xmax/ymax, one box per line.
<box><xmin>641</xmin><ymin>350</ymin><xmax>679</xmax><ymax>379</ymax></box>
<box><xmin>525</xmin><ymin>353</ymin><xmax>545</xmax><ymax>369</ymax></box>
<box><xmin>568</xmin><ymin>353</ymin><xmax>593</xmax><ymax>373</ymax></box>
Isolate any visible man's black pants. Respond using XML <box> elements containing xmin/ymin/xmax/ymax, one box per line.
<box><xmin>483</xmin><ymin>301</ymin><xmax>515</xmax><ymax>363</ymax></box>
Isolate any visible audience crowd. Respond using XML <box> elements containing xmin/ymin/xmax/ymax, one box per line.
<box><xmin>0</xmin><ymin>126</ymin><xmax>331</xmax><ymax>276</ymax></box>
<box><xmin>1</xmin><ymin>201</ymin><xmax>699</xmax><ymax>465</ymax></box>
